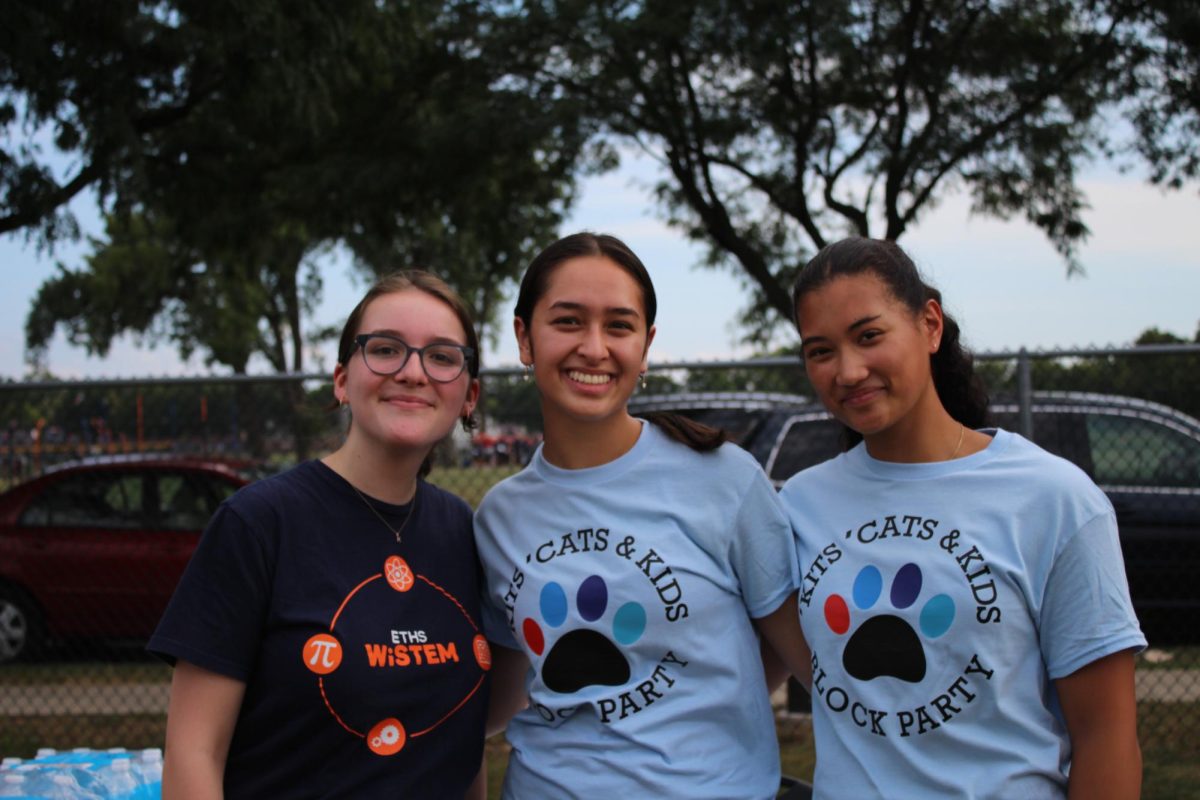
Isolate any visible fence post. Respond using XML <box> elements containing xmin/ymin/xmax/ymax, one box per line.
<box><xmin>1017</xmin><ymin>348</ymin><xmax>1033</xmax><ymax>439</ymax></box>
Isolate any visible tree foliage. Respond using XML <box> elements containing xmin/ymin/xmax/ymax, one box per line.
<box><xmin>6</xmin><ymin>0</ymin><xmax>586</xmax><ymax>376</ymax></box>
<box><xmin>521</xmin><ymin>0</ymin><xmax>1198</xmax><ymax>341</ymax></box>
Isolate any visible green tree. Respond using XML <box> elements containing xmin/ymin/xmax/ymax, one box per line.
<box><xmin>523</xmin><ymin>0</ymin><xmax>1197</xmax><ymax>341</ymax></box>
<box><xmin>11</xmin><ymin>1</ymin><xmax>586</xmax><ymax>372</ymax></box>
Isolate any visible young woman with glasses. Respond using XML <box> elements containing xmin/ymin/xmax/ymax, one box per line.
<box><xmin>150</xmin><ymin>271</ymin><xmax>492</xmax><ymax>798</ymax></box>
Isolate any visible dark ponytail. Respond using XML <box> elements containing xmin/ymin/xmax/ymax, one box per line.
<box><xmin>517</xmin><ymin>232</ymin><xmax>726</xmax><ymax>453</ymax></box>
<box><xmin>791</xmin><ymin>237</ymin><xmax>989</xmax><ymax>448</ymax></box>
<box><xmin>638</xmin><ymin>411</ymin><xmax>727</xmax><ymax>452</ymax></box>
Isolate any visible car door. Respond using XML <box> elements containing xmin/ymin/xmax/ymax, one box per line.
<box><xmin>17</xmin><ymin>467</ymin><xmax>240</xmax><ymax>640</ymax></box>
<box><xmin>1078</xmin><ymin>411</ymin><xmax>1200</xmax><ymax>644</ymax></box>
<box><xmin>16</xmin><ymin>468</ymin><xmax>154</xmax><ymax>638</ymax></box>
<box><xmin>143</xmin><ymin>469</ymin><xmax>241</xmax><ymax>628</ymax></box>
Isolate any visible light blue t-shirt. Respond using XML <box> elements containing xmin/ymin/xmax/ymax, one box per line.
<box><xmin>779</xmin><ymin>429</ymin><xmax>1146</xmax><ymax>800</ymax></box>
<box><xmin>475</xmin><ymin>420</ymin><xmax>801</xmax><ymax>800</ymax></box>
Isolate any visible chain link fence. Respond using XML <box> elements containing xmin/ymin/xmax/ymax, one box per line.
<box><xmin>1</xmin><ymin>345</ymin><xmax>1197</xmax><ymax>768</ymax></box>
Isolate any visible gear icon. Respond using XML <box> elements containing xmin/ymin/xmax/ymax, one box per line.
<box><xmin>367</xmin><ymin>717</ymin><xmax>406</xmax><ymax>756</ymax></box>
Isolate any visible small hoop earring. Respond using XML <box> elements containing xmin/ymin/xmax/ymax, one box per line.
<box><xmin>639</xmin><ymin>371</ymin><xmax>647</xmax><ymax>390</ymax></box>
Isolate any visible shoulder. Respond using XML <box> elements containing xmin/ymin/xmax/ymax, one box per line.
<box><xmin>419</xmin><ymin>479</ymin><xmax>474</xmax><ymax>522</ymax></box>
<box><xmin>993</xmin><ymin>429</ymin><xmax>1109</xmax><ymax>503</ymax></box>
<box><xmin>224</xmin><ymin>460</ymin><xmax>330</xmax><ymax>517</ymax></box>
<box><xmin>475</xmin><ymin>464</ymin><xmax>538</xmax><ymax>517</ymax></box>
<box><xmin>646</xmin><ymin>422</ymin><xmax>763</xmax><ymax>474</ymax></box>
<box><xmin>779</xmin><ymin>449</ymin><xmax>854</xmax><ymax>499</ymax></box>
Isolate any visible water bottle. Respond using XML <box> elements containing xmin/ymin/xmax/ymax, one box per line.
<box><xmin>40</xmin><ymin>772</ymin><xmax>102</xmax><ymax>799</ymax></box>
<box><xmin>0</xmin><ymin>773</ymin><xmax>37</xmax><ymax>799</ymax></box>
<box><xmin>137</xmin><ymin>749</ymin><xmax>163</xmax><ymax>800</ymax></box>
<box><xmin>99</xmin><ymin>758</ymin><xmax>140</xmax><ymax>800</ymax></box>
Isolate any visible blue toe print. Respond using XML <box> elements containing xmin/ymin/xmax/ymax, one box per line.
<box><xmin>540</xmin><ymin>582</ymin><xmax>568</xmax><ymax>627</ymax></box>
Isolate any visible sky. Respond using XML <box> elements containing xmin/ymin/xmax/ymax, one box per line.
<box><xmin>1</xmin><ymin>151</ymin><xmax>1197</xmax><ymax>381</ymax></box>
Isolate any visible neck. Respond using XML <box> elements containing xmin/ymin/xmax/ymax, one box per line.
<box><xmin>540</xmin><ymin>410</ymin><xmax>643</xmax><ymax>469</ymax></box>
<box><xmin>862</xmin><ymin>388</ymin><xmax>964</xmax><ymax>464</ymax></box>
<box><xmin>322</xmin><ymin>431</ymin><xmax>423</xmax><ymax>503</ymax></box>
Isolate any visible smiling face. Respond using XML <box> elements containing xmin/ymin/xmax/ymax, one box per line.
<box><xmin>797</xmin><ymin>272</ymin><xmax>943</xmax><ymax>441</ymax></box>
<box><xmin>515</xmin><ymin>254</ymin><xmax>655</xmax><ymax>432</ymax></box>
<box><xmin>334</xmin><ymin>288</ymin><xmax>479</xmax><ymax>455</ymax></box>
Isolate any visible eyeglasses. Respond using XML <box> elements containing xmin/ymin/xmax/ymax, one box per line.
<box><xmin>354</xmin><ymin>334</ymin><xmax>474</xmax><ymax>383</ymax></box>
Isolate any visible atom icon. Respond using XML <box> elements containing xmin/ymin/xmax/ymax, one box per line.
<box><xmin>385</xmin><ymin>555</ymin><xmax>415</xmax><ymax>592</ymax></box>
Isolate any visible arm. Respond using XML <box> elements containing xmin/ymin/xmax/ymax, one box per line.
<box><xmin>753</xmin><ymin>591</ymin><xmax>812</xmax><ymax>691</ymax></box>
<box><xmin>759</xmin><ymin>635</ymin><xmax>791</xmax><ymax>693</ymax></box>
<box><xmin>486</xmin><ymin>643</ymin><xmax>530</xmax><ymax>737</ymax></box>
<box><xmin>1056</xmin><ymin>649</ymin><xmax>1141</xmax><ymax>800</ymax></box>
<box><xmin>162</xmin><ymin>660</ymin><xmax>246</xmax><ymax>800</ymax></box>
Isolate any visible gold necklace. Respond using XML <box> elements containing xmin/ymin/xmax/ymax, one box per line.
<box><xmin>349</xmin><ymin>483</ymin><xmax>417</xmax><ymax>543</ymax></box>
<box><xmin>949</xmin><ymin>423</ymin><xmax>966</xmax><ymax>460</ymax></box>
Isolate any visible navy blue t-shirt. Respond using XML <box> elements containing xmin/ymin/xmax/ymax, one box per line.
<box><xmin>149</xmin><ymin>460</ymin><xmax>489</xmax><ymax>798</ymax></box>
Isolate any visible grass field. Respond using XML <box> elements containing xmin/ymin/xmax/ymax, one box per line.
<box><xmin>1</xmin><ymin>698</ymin><xmax>1196</xmax><ymax>798</ymax></box>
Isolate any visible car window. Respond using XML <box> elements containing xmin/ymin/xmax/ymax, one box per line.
<box><xmin>769</xmin><ymin>417</ymin><xmax>843</xmax><ymax>482</ymax></box>
<box><xmin>157</xmin><ymin>474</ymin><xmax>211</xmax><ymax>530</ymax></box>
<box><xmin>155</xmin><ymin>471</ymin><xmax>237</xmax><ymax>529</ymax></box>
<box><xmin>989</xmin><ymin>408</ymin><xmax>1095</xmax><ymax>476</ymax></box>
<box><xmin>20</xmin><ymin>472</ymin><xmax>146</xmax><ymax>529</ymax></box>
<box><xmin>1085</xmin><ymin>414</ymin><xmax>1200</xmax><ymax>488</ymax></box>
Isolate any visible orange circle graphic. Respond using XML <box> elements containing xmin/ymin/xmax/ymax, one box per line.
<box><xmin>367</xmin><ymin>717</ymin><xmax>407</xmax><ymax>756</ymax></box>
<box><xmin>302</xmin><ymin>633</ymin><xmax>343</xmax><ymax>675</ymax></box>
<box><xmin>473</xmin><ymin>634</ymin><xmax>492</xmax><ymax>671</ymax></box>
<box><xmin>384</xmin><ymin>556</ymin><xmax>415</xmax><ymax>592</ymax></box>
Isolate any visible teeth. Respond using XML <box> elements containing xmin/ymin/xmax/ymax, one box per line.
<box><xmin>568</xmin><ymin>370</ymin><xmax>611</xmax><ymax>385</ymax></box>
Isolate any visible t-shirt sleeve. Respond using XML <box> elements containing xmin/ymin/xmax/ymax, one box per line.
<box><xmin>730</xmin><ymin>467</ymin><xmax>802</xmax><ymax>619</ymax></box>
<box><xmin>146</xmin><ymin>502</ymin><xmax>274</xmax><ymax>681</ymax></box>
<box><xmin>473</xmin><ymin>501</ymin><xmax>519</xmax><ymax>650</ymax></box>
<box><xmin>1039</xmin><ymin>511</ymin><xmax>1147</xmax><ymax>680</ymax></box>
<box><xmin>481</xmin><ymin>591</ymin><xmax>518</xmax><ymax>650</ymax></box>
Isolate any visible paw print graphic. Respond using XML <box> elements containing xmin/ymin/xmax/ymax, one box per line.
<box><xmin>523</xmin><ymin>575</ymin><xmax>647</xmax><ymax>694</ymax></box>
<box><xmin>824</xmin><ymin>563</ymin><xmax>954</xmax><ymax>683</ymax></box>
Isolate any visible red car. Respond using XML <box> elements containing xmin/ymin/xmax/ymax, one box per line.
<box><xmin>0</xmin><ymin>457</ymin><xmax>249</xmax><ymax>662</ymax></box>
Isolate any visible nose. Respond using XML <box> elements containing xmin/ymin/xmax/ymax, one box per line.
<box><xmin>834</xmin><ymin>351</ymin><xmax>869</xmax><ymax>386</ymax></box>
<box><xmin>576</xmin><ymin>323</ymin><xmax>607</xmax><ymax>361</ymax></box>
<box><xmin>394</xmin><ymin>348</ymin><xmax>429</xmax><ymax>384</ymax></box>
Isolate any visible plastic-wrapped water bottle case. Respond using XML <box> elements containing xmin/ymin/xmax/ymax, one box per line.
<box><xmin>0</xmin><ymin>748</ymin><xmax>163</xmax><ymax>799</ymax></box>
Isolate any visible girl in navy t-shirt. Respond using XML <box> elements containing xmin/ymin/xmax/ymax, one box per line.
<box><xmin>150</xmin><ymin>272</ymin><xmax>491</xmax><ymax>797</ymax></box>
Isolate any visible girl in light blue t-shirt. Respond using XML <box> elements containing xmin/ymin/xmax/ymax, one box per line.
<box><xmin>781</xmin><ymin>237</ymin><xmax>1145</xmax><ymax>800</ymax></box>
<box><xmin>475</xmin><ymin>232</ymin><xmax>812</xmax><ymax>799</ymax></box>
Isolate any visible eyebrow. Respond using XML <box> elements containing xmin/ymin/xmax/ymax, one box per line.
<box><xmin>548</xmin><ymin>300</ymin><xmax>641</xmax><ymax>318</ymax></box>
<box><xmin>364</xmin><ymin>329</ymin><xmax>467</xmax><ymax>347</ymax></box>
<box><xmin>800</xmin><ymin>314</ymin><xmax>881</xmax><ymax>346</ymax></box>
